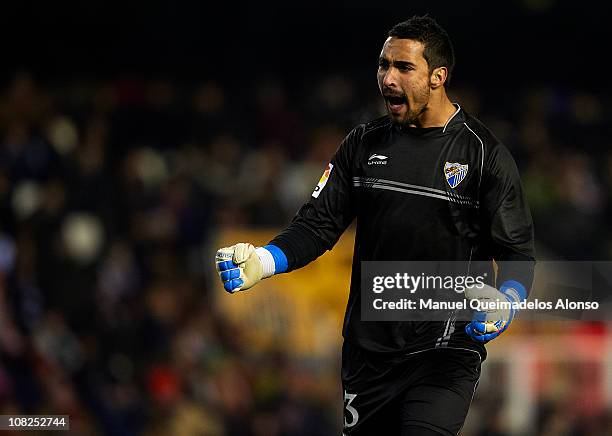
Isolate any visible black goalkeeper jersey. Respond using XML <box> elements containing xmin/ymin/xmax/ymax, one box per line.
<box><xmin>270</xmin><ymin>104</ymin><xmax>535</xmax><ymax>358</ymax></box>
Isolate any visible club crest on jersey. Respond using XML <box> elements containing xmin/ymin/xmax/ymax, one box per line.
<box><xmin>444</xmin><ymin>162</ymin><xmax>468</xmax><ymax>188</ymax></box>
<box><xmin>312</xmin><ymin>163</ymin><xmax>333</xmax><ymax>198</ymax></box>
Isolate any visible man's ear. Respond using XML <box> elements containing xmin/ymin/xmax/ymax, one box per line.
<box><xmin>430</xmin><ymin>67</ymin><xmax>448</xmax><ymax>89</ymax></box>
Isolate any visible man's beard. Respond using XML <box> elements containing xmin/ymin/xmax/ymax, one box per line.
<box><xmin>399</xmin><ymin>105</ymin><xmax>427</xmax><ymax>126</ymax></box>
<box><xmin>384</xmin><ymin>86</ymin><xmax>430</xmax><ymax>127</ymax></box>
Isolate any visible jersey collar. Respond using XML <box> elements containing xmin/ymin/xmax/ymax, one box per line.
<box><xmin>442</xmin><ymin>103</ymin><xmax>463</xmax><ymax>133</ymax></box>
<box><xmin>393</xmin><ymin>103</ymin><xmax>465</xmax><ymax>137</ymax></box>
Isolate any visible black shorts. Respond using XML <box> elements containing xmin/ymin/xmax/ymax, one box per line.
<box><xmin>341</xmin><ymin>341</ymin><xmax>482</xmax><ymax>436</ymax></box>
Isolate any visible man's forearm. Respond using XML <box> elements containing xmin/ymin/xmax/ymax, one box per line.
<box><xmin>269</xmin><ymin>221</ymin><xmax>328</xmax><ymax>272</ymax></box>
<box><xmin>495</xmin><ymin>251</ymin><xmax>535</xmax><ymax>297</ymax></box>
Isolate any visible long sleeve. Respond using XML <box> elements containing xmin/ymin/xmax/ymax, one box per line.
<box><xmin>269</xmin><ymin>125</ymin><xmax>361</xmax><ymax>272</ymax></box>
<box><xmin>480</xmin><ymin>143</ymin><xmax>536</xmax><ymax>292</ymax></box>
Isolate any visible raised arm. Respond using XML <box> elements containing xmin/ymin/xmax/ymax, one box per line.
<box><xmin>215</xmin><ymin>126</ymin><xmax>361</xmax><ymax>293</ymax></box>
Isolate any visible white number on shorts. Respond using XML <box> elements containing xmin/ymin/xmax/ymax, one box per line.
<box><xmin>344</xmin><ymin>390</ymin><xmax>359</xmax><ymax>428</ymax></box>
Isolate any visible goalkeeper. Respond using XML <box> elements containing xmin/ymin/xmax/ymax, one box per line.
<box><xmin>216</xmin><ymin>16</ymin><xmax>535</xmax><ymax>436</ymax></box>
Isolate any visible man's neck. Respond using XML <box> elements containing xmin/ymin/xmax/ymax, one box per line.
<box><xmin>409</xmin><ymin>93</ymin><xmax>457</xmax><ymax>129</ymax></box>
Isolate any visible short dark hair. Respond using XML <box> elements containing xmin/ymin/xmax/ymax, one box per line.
<box><xmin>388</xmin><ymin>15</ymin><xmax>455</xmax><ymax>85</ymax></box>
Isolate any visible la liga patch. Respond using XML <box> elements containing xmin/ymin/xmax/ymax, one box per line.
<box><xmin>312</xmin><ymin>163</ymin><xmax>333</xmax><ymax>198</ymax></box>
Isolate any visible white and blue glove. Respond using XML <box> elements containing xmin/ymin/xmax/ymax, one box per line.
<box><xmin>215</xmin><ymin>243</ymin><xmax>287</xmax><ymax>293</ymax></box>
<box><xmin>464</xmin><ymin>280</ymin><xmax>526</xmax><ymax>342</ymax></box>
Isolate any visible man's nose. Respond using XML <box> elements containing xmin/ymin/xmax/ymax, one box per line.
<box><xmin>382</xmin><ymin>68</ymin><xmax>398</xmax><ymax>89</ymax></box>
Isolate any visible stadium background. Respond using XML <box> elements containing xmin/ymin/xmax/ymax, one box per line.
<box><xmin>1</xmin><ymin>1</ymin><xmax>611</xmax><ymax>434</ymax></box>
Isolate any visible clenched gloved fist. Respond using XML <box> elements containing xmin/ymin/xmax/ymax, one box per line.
<box><xmin>215</xmin><ymin>243</ymin><xmax>280</xmax><ymax>293</ymax></box>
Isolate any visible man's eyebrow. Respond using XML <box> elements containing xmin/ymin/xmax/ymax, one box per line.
<box><xmin>377</xmin><ymin>57</ymin><xmax>417</xmax><ymax>67</ymax></box>
<box><xmin>393</xmin><ymin>60</ymin><xmax>416</xmax><ymax>67</ymax></box>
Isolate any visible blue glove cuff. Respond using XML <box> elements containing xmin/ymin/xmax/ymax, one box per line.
<box><xmin>263</xmin><ymin>244</ymin><xmax>288</xmax><ymax>274</ymax></box>
<box><xmin>500</xmin><ymin>280</ymin><xmax>527</xmax><ymax>303</ymax></box>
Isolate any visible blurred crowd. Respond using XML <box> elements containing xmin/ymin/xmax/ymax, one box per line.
<box><xmin>0</xmin><ymin>70</ymin><xmax>611</xmax><ymax>435</ymax></box>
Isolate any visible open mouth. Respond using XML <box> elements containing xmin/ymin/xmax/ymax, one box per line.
<box><xmin>386</xmin><ymin>95</ymin><xmax>406</xmax><ymax>105</ymax></box>
<box><xmin>384</xmin><ymin>94</ymin><xmax>407</xmax><ymax>113</ymax></box>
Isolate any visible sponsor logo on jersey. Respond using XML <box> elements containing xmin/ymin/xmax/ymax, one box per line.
<box><xmin>444</xmin><ymin>162</ymin><xmax>468</xmax><ymax>188</ymax></box>
<box><xmin>368</xmin><ymin>154</ymin><xmax>388</xmax><ymax>165</ymax></box>
<box><xmin>312</xmin><ymin>163</ymin><xmax>333</xmax><ymax>198</ymax></box>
